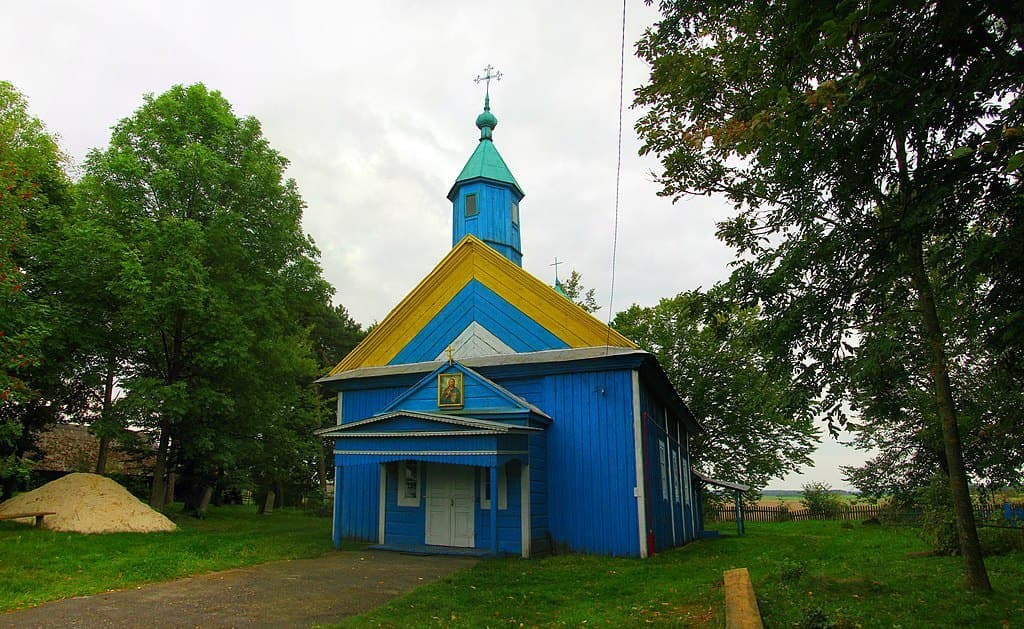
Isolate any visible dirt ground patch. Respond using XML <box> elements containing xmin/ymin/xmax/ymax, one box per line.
<box><xmin>0</xmin><ymin>550</ymin><xmax>477</xmax><ymax>628</ymax></box>
<box><xmin>0</xmin><ymin>472</ymin><xmax>175</xmax><ymax>533</ymax></box>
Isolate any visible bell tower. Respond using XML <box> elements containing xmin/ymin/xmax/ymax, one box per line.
<box><xmin>447</xmin><ymin>65</ymin><xmax>525</xmax><ymax>266</ymax></box>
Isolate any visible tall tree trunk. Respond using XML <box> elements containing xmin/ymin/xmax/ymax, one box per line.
<box><xmin>149</xmin><ymin>422</ymin><xmax>170</xmax><ymax>508</ymax></box>
<box><xmin>95</xmin><ymin>435</ymin><xmax>110</xmax><ymax>475</ymax></box>
<box><xmin>95</xmin><ymin>355</ymin><xmax>116</xmax><ymax>474</ymax></box>
<box><xmin>150</xmin><ymin>314</ymin><xmax>185</xmax><ymax>508</ymax></box>
<box><xmin>907</xmin><ymin>238</ymin><xmax>992</xmax><ymax>592</ymax></box>
<box><xmin>317</xmin><ymin>443</ymin><xmax>330</xmax><ymax>491</ymax></box>
<box><xmin>164</xmin><ymin>472</ymin><xmax>176</xmax><ymax>506</ymax></box>
<box><xmin>197</xmin><ymin>485</ymin><xmax>213</xmax><ymax>516</ymax></box>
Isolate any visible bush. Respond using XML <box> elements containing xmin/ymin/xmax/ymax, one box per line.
<box><xmin>979</xmin><ymin>526</ymin><xmax>1024</xmax><ymax>556</ymax></box>
<box><xmin>918</xmin><ymin>474</ymin><xmax>959</xmax><ymax>555</ymax></box>
<box><xmin>776</xmin><ymin>501</ymin><xmax>794</xmax><ymax>522</ymax></box>
<box><xmin>801</xmin><ymin>482</ymin><xmax>843</xmax><ymax>519</ymax></box>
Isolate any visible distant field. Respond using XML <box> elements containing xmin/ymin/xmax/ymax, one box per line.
<box><xmin>757</xmin><ymin>490</ymin><xmax>867</xmax><ymax>509</ymax></box>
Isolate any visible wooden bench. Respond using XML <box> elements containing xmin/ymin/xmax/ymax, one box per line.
<box><xmin>724</xmin><ymin>567</ymin><xmax>764</xmax><ymax>629</ymax></box>
<box><xmin>0</xmin><ymin>511</ymin><xmax>56</xmax><ymax>527</ymax></box>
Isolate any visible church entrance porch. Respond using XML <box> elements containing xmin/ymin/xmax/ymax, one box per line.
<box><xmin>424</xmin><ymin>464</ymin><xmax>475</xmax><ymax>547</ymax></box>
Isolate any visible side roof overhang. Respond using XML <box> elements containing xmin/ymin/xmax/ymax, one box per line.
<box><xmin>692</xmin><ymin>471</ymin><xmax>751</xmax><ymax>493</ymax></box>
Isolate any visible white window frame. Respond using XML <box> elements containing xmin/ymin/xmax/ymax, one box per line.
<box><xmin>659</xmin><ymin>440</ymin><xmax>669</xmax><ymax>501</ymax></box>
<box><xmin>397</xmin><ymin>460</ymin><xmax>421</xmax><ymax>507</ymax></box>
<box><xmin>480</xmin><ymin>466</ymin><xmax>508</xmax><ymax>510</ymax></box>
<box><xmin>672</xmin><ymin>447</ymin><xmax>683</xmax><ymax>504</ymax></box>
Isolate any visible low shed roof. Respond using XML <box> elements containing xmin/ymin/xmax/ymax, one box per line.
<box><xmin>693</xmin><ymin>471</ymin><xmax>751</xmax><ymax>493</ymax></box>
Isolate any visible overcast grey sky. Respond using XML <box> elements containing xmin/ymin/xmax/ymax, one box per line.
<box><xmin>3</xmin><ymin>0</ymin><xmax>867</xmax><ymax>490</ymax></box>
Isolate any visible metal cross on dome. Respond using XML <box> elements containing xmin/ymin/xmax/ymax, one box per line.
<box><xmin>474</xmin><ymin>64</ymin><xmax>502</xmax><ymax>97</ymax></box>
<box><xmin>550</xmin><ymin>256</ymin><xmax>565</xmax><ymax>282</ymax></box>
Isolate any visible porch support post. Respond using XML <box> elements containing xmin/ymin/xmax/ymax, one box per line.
<box><xmin>332</xmin><ymin>463</ymin><xmax>343</xmax><ymax>548</ymax></box>
<box><xmin>490</xmin><ymin>465</ymin><xmax>499</xmax><ymax>555</ymax></box>
<box><xmin>734</xmin><ymin>490</ymin><xmax>744</xmax><ymax>536</ymax></box>
<box><xmin>520</xmin><ymin>461</ymin><xmax>530</xmax><ymax>558</ymax></box>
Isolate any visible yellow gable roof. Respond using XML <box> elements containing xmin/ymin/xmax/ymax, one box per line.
<box><xmin>329</xmin><ymin>235</ymin><xmax>636</xmax><ymax>374</ymax></box>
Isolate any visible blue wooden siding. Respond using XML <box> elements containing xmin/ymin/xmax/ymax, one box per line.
<box><xmin>335</xmin><ymin>434</ymin><xmax>528</xmax><ymax>456</ymax></box>
<box><xmin>332</xmin><ymin>364</ymin><xmax>695</xmax><ymax>557</ymax></box>
<box><xmin>335</xmin><ymin>387</ymin><xmax>405</xmax><ymax>542</ymax></box>
<box><xmin>452</xmin><ymin>181</ymin><xmax>522</xmax><ymax>264</ymax></box>
<box><xmin>528</xmin><ymin>432</ymin><xmax>549</xmax><ymax>553</ymax></box>
<box><xmin>499</xmin><ymin>378</ymin><xmax>549</xmax><ymax>553</ymax></box>
<box><xmin>497</xmin><ymin>377</ymin><xmax>543</xmax><ymax>405</ymax></box>
<box><xmin>342</xmin><ymin>387</ymin><xmax>406</xmax><ymax>424</ymax></box>
<box><xmin>473</xmin><ymin>462</ymin><xmax>523</xmax><ymax>555</ymax></box>
<box><xmin>337</xmin><ymin>463</ymin><xmax>380</xmax><ymax>541</ymax></box>
<box><xmin>544</xmin><ymin>369</ymin><xmax>640</xmax><ymax>556</ymax></box>
<box><xmin>383</xmin><ymin>364</ymin><xmax>531</xmax><ymax>416</ymax></box>
<box><xmin>638</xmin><ymin>381</ymin><xmax>696</xmax><ymax>552</ymax></box>
<box><xmin>383</xmin><ymin>462</ymin><xmax>426</xmax><ymax>545</ymax></box>
<box><xmin>389</xmin><ymin>280</ymin><xmax>568</xmax><ymax>365</ymax></box>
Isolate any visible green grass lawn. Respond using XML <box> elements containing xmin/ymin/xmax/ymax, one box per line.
<box><xmin>339</xmin><ymin>521</ymin><xmax>1024</xmax><ymax>628</ymax></box>
<box><xmin>3</xmin><ymin>510</ymin><xmax>1022</xmax><ymax>627</ymax></box>
<box><xmin>0</xmin><ymin>504</ymin><xmax>341</xmax><ymax>612</ymax></box>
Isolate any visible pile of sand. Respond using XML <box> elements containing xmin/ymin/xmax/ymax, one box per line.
<box><xmin>0</xmin><ymin>472</ymin><xmax>176</xmax><ymax>533</ymax></box>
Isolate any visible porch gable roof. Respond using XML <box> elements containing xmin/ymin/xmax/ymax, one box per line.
<box><xmin>315</xmin><ymin>410</ymin><xmax>543</xmax><ymax>439</ymax></box>
<box><xmin>378</xmin><ymin>360</ymin><xmax>551</xmax><ymax>425</ymax></box>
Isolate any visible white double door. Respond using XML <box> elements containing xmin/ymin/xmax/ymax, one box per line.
<box><xmin>425</xmin><ymin>464</ymin><xmax>475</xmax><ymax>547</ymax></box>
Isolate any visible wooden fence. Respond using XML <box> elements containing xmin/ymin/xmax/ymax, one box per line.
<box><xmin>706</xmin><ymin>504</ymin><xmax>884</xmax><ymax>523</ymax></box>
<box><xmin>707</xmin><ymin>501</ymin><xmax>1024</xmax><ymax>525</ymax></box>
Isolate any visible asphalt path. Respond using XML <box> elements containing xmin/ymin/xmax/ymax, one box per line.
<box><xmin>1</xmin><ymin>551</ymin><xmax>477</xmax><ymax>628</ymax></box>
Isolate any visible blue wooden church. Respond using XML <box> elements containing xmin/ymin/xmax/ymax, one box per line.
<box><xmin>317</xmin><ymin>88</ymin><xmax>704</xmax><ymax>558</ymax></box>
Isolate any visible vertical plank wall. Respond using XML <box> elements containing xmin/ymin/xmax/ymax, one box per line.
<box><xmin>336</xmin><ymin>386</ymin><xmax>405</xmax><ymax>541</ymax></box>
<box><xmin>543</xmin><ymin>369</ymin><xmax>640</xmax><ymax>556</ymax></box>
<box><xmin>638</xmin><ymin>382</ymin><xmax>694</xmax><ymax>552</ymax></box>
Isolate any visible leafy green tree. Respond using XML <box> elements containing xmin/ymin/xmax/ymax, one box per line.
<box><xmin>78</xmin><ymin>84</ymin><xmax>333</xmax><ymax>509</ymax></box>
<box><xmin>0</xmin><ymin>82</ymin><xmax>74</xmax><ymax>498</ymax></box>
<box><xmin>559</xmin><ymin>269</ymin><xmax>600</xmax><ymax>314</ymax></box>
<box><xmin>613</xmin><ymin>284</ymin><xmax>818</xmax><ymax>492</ymax></box>
<box><xmin>0</xmin><ymin>82</ymin><xmax>67</xmax><ymax>403</ymax></box>
<box><xmin>635</xmin><ymin>1</ymin><xmax>1023</xmax><ymax>590</ymax></box>
<box><xmin>306</xmin><ymin>301</ymin><xmax>364</xmax><ymax>492</ymax></box>
<box><xmin>841</xmin><ymin>280</ymin><xmax>1024</xmax><ymax>500</ymax></box>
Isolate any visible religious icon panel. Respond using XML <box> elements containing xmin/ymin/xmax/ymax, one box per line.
<box><xmin>437</xmin><ymin>372</ymin><xmax>464</xmax><ymax>409</ymax></box>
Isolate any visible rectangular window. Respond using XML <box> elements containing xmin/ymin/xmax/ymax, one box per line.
<box><xmin>397</xmin><ymin>460</ymin><xmax>420</xmax><ymax>507</ymax></box>
<box><xmin>672</xmin><ymin>448</ymin><xmax>682</xmax><ymax>504</ymax></box>
<box><xmin>682</xmin><ymin>447</ymin><xmax>691</xmax><ymax>506</ymax></box>
<box><xmin>659</xmin><ymin>440</ymin><xmax>669</xmax><ymax>501</ymax></box>
<box><xmin>465</xmin><ymin>193</ymin><xmax>478</xmax><ymax>217</ymax></box>
<box><xmin>511</xmin><ymin>201</ymin><xmax>519</xmax><ymax>226</ymax></box>
<box><xmin>480</xmin><ymin>466</ymin><xmax>507</xmax><ymax>510</ymax></box>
